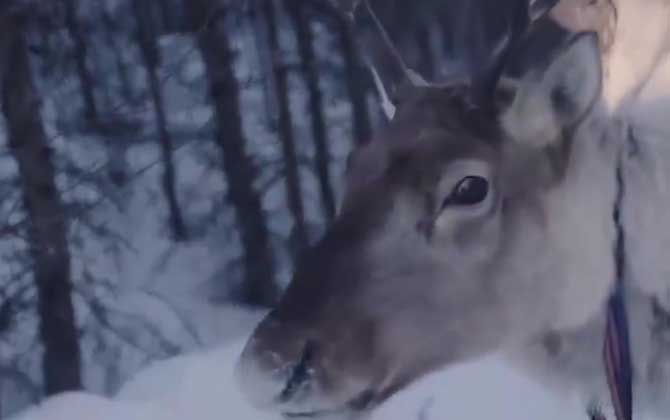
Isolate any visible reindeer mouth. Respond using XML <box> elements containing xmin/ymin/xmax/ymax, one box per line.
<box><xmin>282</xmin><ymin>410</ymin><xmax>347</xmax><ymax>419</ymax></box>
<box><xmin>282</xmin><ymin>389</ymin><xmax>377</xmax><ymax>419</ymax></box>
<box><xmin>277</xmin><ymin>341</ymin><xmax>379</xmax><ymax>419</ymax></box>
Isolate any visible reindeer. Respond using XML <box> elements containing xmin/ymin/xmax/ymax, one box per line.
<box><xmin>236</xmin><ymin>1</ymin><xmax>670</xmax><ymax>419</ymax></box>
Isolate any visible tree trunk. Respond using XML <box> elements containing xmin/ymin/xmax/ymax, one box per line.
<box><xmin>414</xmin><ymin>23</ymin><xmax>436</xmax><ymax>80</ymax></box>
<box><xmin>0</xmin><ymin>14</ymin><xmax>82</xmax><ymax>395</ymax></box>
<box><xmin>338</xmin><ymin>16</ymin><xmax>372</xmax><ymax>146</ymax></box>
<box><xmin>260</xmin><ymin>0</ymin><xmax>309</xmax><ymax>258</ymax></box>
<box><xmin>65</xmin><ymin>0</ymin><xmax>130</xmax><ymax>187</ymax></box>
<box><xmin>285</xmin><ymin>0</ymin><xmax>336</xmax><ymax>222</ymax></box>
<box><xmin>187</xmin><ymin>0</ymin><xmax>278</xmax><ymax>307</ymax></box>
<box><xmin>62</xmin><ymin>0</ymin><xmax>99</xmax><ymax>124</ymax></box>
<box><xmin>133</xmin><ymin>0</ymin><xmax>189</xmax><ymax>241</ymax></box>
<box><xmin>99</xmin><ymin>4</ymin><xmax>135</xmax><ymax>106</ymax></box>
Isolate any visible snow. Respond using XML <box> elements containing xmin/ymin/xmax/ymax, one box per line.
<box><xmin>372</xmin><ymin>356</ymin><xmax>584</xmax><ymax>420</ymax></box>
<box><xmin>10</xmin><ymin>336</ymin><xmax>591</xmax><ymax>420</ymax></box>
<box><xmin>10</xmin><ymin>393</ymin><xmax>179</xmax><ymax>420</ymax></box>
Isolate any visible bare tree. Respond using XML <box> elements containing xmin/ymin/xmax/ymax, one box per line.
<box><xmin>187</xmin><ymin>0</ymin><xmax>279</xmax><ymax>307</ymax></box>
<box><xmin>99</xmin><ymin>2</ymin><xmax>136</xmax><ymax>107</ymax></box>
<box><xmin>62</xmin><ymin>0</ymin><xmax>99</xmax><ymax>124</ymax></box>
<box><xmin>260</xmin><ymin>0</ymin><xmax>309</xmax><ymax>257</ymax></box>
<box><xmin>133</xmin><ymin>0</ymin><xmax>189</xmax><ymax>241</ymax></box>
<box><xmin>65</xmin><ymin>0</ymin><xmax>132</xmax><ymax>188</ymax></box>
<box><xmin>285</xmin><ymin>0</ymin><xmax>336</xmax><ymax>222</ymax></box>
<box><xmin>336</xmin><ymin>11</ymin><xmax>372</xmax><ymax>146</ymax></box>
<box><xmin>0</xmin><ymin>13</ymin><xmax>82</xmax><ymax>395</ymax></box>
<box><xmin>413</xmin><ymin>22</ymin><xmax>436</xmax><ymax>79</ymax></box>
<box><xmin>311</xmin><ymin>0</ymin><xmax>373</xmax><ymax>146</ymax></box>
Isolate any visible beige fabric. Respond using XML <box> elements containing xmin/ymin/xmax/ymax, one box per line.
<box><xmin>551</xmin><ymin>0</ymin><xmax>670</xmax><ymax>129</ymax></box>
<box><xmin>550</xmin><ymin>0</ymin><xmax>616</xmax><ymax>50</ymax></box>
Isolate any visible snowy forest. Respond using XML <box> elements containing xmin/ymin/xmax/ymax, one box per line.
<box><xmin>0</xmin><ymin>0</ymin><xmax>530</xmax><ymax>416</ymax></box>
<box><xmin>12</xmin><ymin>0</ymin><xmax>670</xmax><ymax>419</ymax></box>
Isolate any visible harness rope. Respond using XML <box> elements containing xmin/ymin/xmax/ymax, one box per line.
<box><xmin>604</xmin><ymin>22</ymin><xmax>670</xmax><ymax>419</ymax></box>
<box><xmin>602</xmin><ymin>136</ymin><xmax>633</xmax><ymax>420</ymax></box>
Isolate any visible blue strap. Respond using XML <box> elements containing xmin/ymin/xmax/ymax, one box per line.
<box><xmin>604</xmin><ymin>289</ymin><xmax>633</xmax><ymax>420</ymax></box>
<box><xmin>603</xmin><ymin>159</ymin><xmax>633</xmax><ymax>420</ymax></box>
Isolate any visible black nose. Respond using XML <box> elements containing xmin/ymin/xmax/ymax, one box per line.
<box><xmin>277</xmin><ymin>340</ymin><xmax>318</xmax><ymax>403</ymax></box>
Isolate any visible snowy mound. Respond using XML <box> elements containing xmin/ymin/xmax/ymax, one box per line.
<box><xmin>10</xmin><ymin>393</ymin><xmax>179</xmax><ymax>420</ymax></box>
<box><xmin>10</xmin><ymin>337</ymin><xmax>592</xmax><ymax>420</ymax></box>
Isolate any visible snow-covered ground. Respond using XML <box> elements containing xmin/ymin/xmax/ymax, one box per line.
<box><xmin>11</xmin><ymin>333</ymin><xmax>590</xmax><ymax>420</ymax></box>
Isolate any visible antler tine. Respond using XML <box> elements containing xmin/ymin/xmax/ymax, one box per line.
<box><xmin>475</xmin><ymin>0</ymin><xmax>562</xmax><ymax>97</ymax></box>
<box><xmin>325</xmin><ymin>0</ymin><xmax>360</xmax><ymax>23</ymax></box>
<box><xmin>339</xmin><ymin>0</ymin><xmax>431</xmax><ymax>120</ymax></box>
<box><xmin>360</xmin><ymin>0</ymin><xmax>429</xmax><ymax>87</ymax></box>
<box><xmin>529</xmin><ymin>0</ymin><xmax>561</xmax><ymax>22</ymax></box>
<box><xmin>363</xmin><ymin>1</ymin><xmax>418</xmax><ymax>84</ymax></box>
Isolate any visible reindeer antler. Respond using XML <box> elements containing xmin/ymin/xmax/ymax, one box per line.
<box><xmin>339</xmin><ymin>0</ymin><xmax>430</xmax><ymax>119</ymax></box>
<box><xmin>363</xmin><ymin>0</ymin><xmax>431</xmax><ymax>88</ymax></box>
<box><xmin>342</xmin><ymin>0</ymin><xmax>566</xmax><ymax>118</ymax></box>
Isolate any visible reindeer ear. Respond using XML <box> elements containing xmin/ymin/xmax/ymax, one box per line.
<box><xmin>498</xmin><ymin>32</ymin><xmax>601</xmax><ymax>147</ymax></box>
<box><xmin>542</xmin><ymin>33</ymin><xmax>601</xmax><ymax>124</ymax></box>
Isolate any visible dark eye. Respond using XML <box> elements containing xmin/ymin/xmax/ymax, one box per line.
<box><xmin>444</xmin><ymin>176</ymin><xmax>489</xmax><ymax>207</ymax></box>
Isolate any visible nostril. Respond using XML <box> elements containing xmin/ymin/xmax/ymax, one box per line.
<box><xmin>277</xmin><ymin>340</ymin><xmax>318</xmax><ymax>403</ymax></box>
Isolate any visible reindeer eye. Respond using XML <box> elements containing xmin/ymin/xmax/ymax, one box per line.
<box><xmin>444</xmin><ymin>176</ymin><xmax>489</xmax><ymax>207</ymax></box>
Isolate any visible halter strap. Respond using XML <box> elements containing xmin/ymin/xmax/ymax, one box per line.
<box><xmin>603</xmin><ymin>146</ymin><xmax>633</xmax><ymax>420</ymax></box>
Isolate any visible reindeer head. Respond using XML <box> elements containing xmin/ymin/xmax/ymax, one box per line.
<box><xmin>236</xmin><ymin>2</ymin><xmax>602</xmax><ymax>418</ymax></box>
